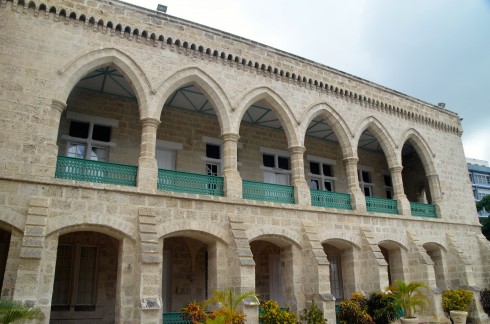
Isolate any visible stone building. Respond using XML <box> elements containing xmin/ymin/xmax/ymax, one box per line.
<box><xmin>0</xmin><ymin>0</ymin><xmax>488</xmax><ymax>323</ymax></box>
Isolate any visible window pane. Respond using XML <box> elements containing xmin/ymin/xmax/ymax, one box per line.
<box><xmin>363</xmin><ymin>186</ymin><xmax>372</xmax><ymax>196</ymax></box>
<box><xmin>67</xmin><ymin>143</ymin><xmax>86</xmax><ymax>159</ymax></box>
<box><xmin>384</xmin><ymin>175</ymin><xmax>392</xmax><ymax>187</ymax></box>
<box><xmin>76</xmin><ymin>246</ymin><xmax>97</xmax><ymax>306</ymax></box>
<box><xmin>69</xmin><ymin>121</ymin><xmax>89</xmax><ymax>139</ymax></box>
<box><xmin>310</xmin><ymin>179</ymin><xmax>319</xmax><ymax>190</ymax></box>
<box><xmin>324</xmin><ymin>181</ymin><xmax>332</xmax><ymax>191</ymax></box>
<box><xmin>278</xmin><ymin>156</ymin><xmax>290</xmax><ymax>170</ymax></box>
<box><xmin>92</xmin><ymin>124</ymin><xmax>111</xmax><ymax>142</ymax></box>
<box><xmin>206</xmin><ymin>144</ymin><xmax>220</xmax><ymax>159</ymax></box>
<box><xmin>386</xmin><ymin>190</ymin><xmax>393</xmax><ymax>199</ymax></box>
<box><xmin>310</xmin><ymin>162</ymin><xmax>320</xmax><ymax>175</ymax></box>
<box><xmin>263</xmin><ymin>154</ymin><xmax>275</xmax><ymax>168</ymax></box>
<box><xmin>91</xmin><ymin>147</ymin><xmax>107</xmax><ymax>162</ymax></box>
<box><xmin>206</xmin><ymin>163</ymin><xmax>218</xmax><ymax>176</ymax></box>
<box><xmin>323</xmin><ymin>164</ymin><xmax>333</xmax><ymax>177</ymax></box>
<box><xmin>362</xmin><ymin>171</ymin><xmax>371</xmax><ymax>183</ymax></box>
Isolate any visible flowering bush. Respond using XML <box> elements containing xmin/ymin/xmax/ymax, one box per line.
<box><xmin>181</xmin><ymin>302</ymin><xmax>207</xmax><ymax>324</ymax></box>
<box><xmin>260</xmin><ymin>300</ymin><xmax>297</xmax><ymax>324</ymax></box>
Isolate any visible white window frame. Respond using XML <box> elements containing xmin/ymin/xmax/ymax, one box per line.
<box><xmin>202</xmin><ymin>136</ymin><xmax>223</xmax><ymax>176</ymax></box>
<box><xmin>307</xmin><ymin>155</ymin><xmax>336</xmax><ymax>191</ymax></box>
<box><xmin>62</xmin><ymin>112</ymin><xmax>117</xmax><ymax>162</ymax></box>
<box><xmin>358</xmin><ymin>165</ymin><xmax>374</xmax><ymax>197</ymax></box>
<box><xmin>474</xmin><ymin>173</ymin><xmax>490</xmax><ymax>184</ymax></box>
<box><xmin>260</xmin><ymin>147</ymin><xmax>291</xmax><ymax>185</ymax></box>
<box><xmin>382</xmin><ymin>171</ymin><xmax>394</xmax><ymax>199</ymax></box>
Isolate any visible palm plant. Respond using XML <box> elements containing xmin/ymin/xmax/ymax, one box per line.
<box><xmin>203</xmin><ymin>289</ymin><xmax>258</xmax><ymax>324</ymax></box>
<box><xmin>0</xmin><ymin>299</ymin><xmax>44</xmax><ymax>324</ymax></box>
<box><xmin>390</xmin><ymin>280</ymin><xmax>429</xmax><ymax>319</ymax></box>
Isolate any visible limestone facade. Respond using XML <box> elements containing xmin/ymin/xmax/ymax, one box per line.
<box><xmin>0</xmin><ymin>0</ymin><xmax>489</xmax><ymax>323</ymax></box>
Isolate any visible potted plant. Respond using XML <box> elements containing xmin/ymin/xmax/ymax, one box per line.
<box><xmin>442</xmin><ymin>289</ymin><xmax>474</xmax><ymax>324</ymax></box>
<box><xmin>390</xmin><ymin>280</ymin><xmax>429</xmax><ymax>323</ymax></box>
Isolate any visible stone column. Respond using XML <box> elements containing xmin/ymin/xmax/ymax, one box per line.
<box><xmin>390</xmin><ymin>165</ymin><xmax>411</xmax><ymax>215</ymax></box>
<box><xmin>116</xmin><ymin>236</ymin><xmax>138</xmax><ymax>324</ymax></box>
<box><xmin>220</xmin><ymin>133</ymin><xmax>242</xmax><ymax>198</ymax></box>
<box><xmin>343</xmin><ymin>157</ymin><xmax>366</xmax><ymax>212</ymax></box>
<box><xmin>426</xmin><ymin>173</ymin><xmax>442</xmax><ymax>216</ymax></box>
<box><xmin>137</xmin><ymin>117</ymin><xmax>160</xmax><ymax>191</ymax></box>
<box><xmin>40</xmin><ymin>99</ymin><xmax>66</xmax><ymax>177</ymax></box>
<box><xmin>289</xmin><ymin>146</ymin><xmax>311</xmax><ymax>205</ymax></box>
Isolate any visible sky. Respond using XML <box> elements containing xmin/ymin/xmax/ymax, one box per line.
<box><xmin>123</xmin><ymin>0</ymin><xmax>490</xmax><ymax>163</ymax></box>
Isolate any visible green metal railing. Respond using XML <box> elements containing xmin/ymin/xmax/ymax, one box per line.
<box><xmin>162</xmin><ymin>312</ymin><xmax>191</xmax><ymax>324</ymax></box>
<box><xmin>410</xmin><ymin>202</ymin><xmax>437</xmax><ymax>218</ymax></box>
<box><xmin>311</xmin><ymin>190</ymin><xmax>352</xmax><ymax>210</ymax></box>
<box><xmin>366</xmin><ymin>196</ymin><xmax>398</xmax><ymax>214</ymax></box>
<box><xmin>242</xmin><ymin>180</ymin><xmax>295</xmax><ymax>204</ymax></box>
<box><xmin>158</xmin><ymin>169</ymin><xmax>224</xmax><ymax>196</ymax></box>
<box><xmin>55</xmin><ymin>156</ymin><xmax>137</xmax><ymax>186</ymax></box>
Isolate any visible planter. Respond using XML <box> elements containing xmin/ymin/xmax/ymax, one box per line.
<box><xmin>449</xmin><ymin>310</ymin><xmax>468</xmax><ymax>324</ymax></box>
<box><xmin>400</xmin><ymin>317</ymin><xmax>419</xmax><ymax>323</ymax></box>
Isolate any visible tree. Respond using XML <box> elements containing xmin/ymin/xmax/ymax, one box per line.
<box><xmin>479</xmin><ymin>217</ymin><xmax>490</xmax><ymax>240</ymax></box>
<box><xmin>477</xmin><ymin>195</ymin><xmax>490</xmax><ymax>213</ymax></box>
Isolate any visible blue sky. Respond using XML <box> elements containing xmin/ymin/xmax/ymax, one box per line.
<box><xmin>123</xmin><ymin>0</ymin><xmax>490</xmax><ymax>163</ymax></box>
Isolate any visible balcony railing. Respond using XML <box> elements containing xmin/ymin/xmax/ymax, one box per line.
<box><xmin>55</xmin><ymin>156</ymin><xmax>137</xmax><ymax>186</ymax></box>
<box><xmin>410</xmin><ymin>202</ymin><xmax>437</xmax><ymax>218</ymax></box>
<box><xmin>158</xmin><ymin>169</ymin><xmax>224</xmax><ymax>196</ymax></box>
<box><xmin>311</xmin><ymin>190</ymin><xmax>352</xmax><ymax>210</ymax></box>
<box><xmin>242</xmin><ymin>180</ymin><xmax>295</xmax><ymax>204</ymax></box>
<box><xmin>366</xmin><ymin>196</ymin><xmax>398</xmax><ymax>214</ymax></box>
<box><xmin>162</xmin><ymin>312</ymin><xmax>190</xmax><ymax>324</ymax></box>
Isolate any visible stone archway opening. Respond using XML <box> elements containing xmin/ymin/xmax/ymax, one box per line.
<box><xmin>162</xmin><ymin>234</ymin><xmax>221</xmax><ymax>312</ymax></box>
<box><xmin>50</xmin><ymin>231</ymin><xmax>119</xmax><ymax>323</ymax></box>
<box><xmin>304</xmin><ymin>117</ymin><xmax>343</xmax><ymax>191</ymax></box>
<box><xmin>157</xmin><ymin>83</ymin><xmax>222</xmax><ymax>176</ymax></box>
<box><xmin>0</xmin><ymin>228</ymin><xmax>11</xmax><ymax>294</ymax></box>
<box><xmin>379</xmin><ymin>241</ymin><xmax>407</xmax><ymax>286</ymax></box>
<box><xmin>402</xmin><ymin>142</ymin><xmax>432</xmax><ymax>203</ymax></box>
<box><xmin>250</xmin><ymin>237</ymin><xmax>299</xmax><ymax>308</ymax></box>
<box><xmin>423</xmin><ymin>242</ymin><xmax>447</xmax><ymax>291</ymax></box>
<box><xmin>322</xmin><ymin>239</ymin><xmax>357</xmax><ymax>302</ymax></box>
<box><xmin>55</xmin><ymin>65</ymin><xmax>142</xmax><ymax>186</ymax></box>
<box><xmin>357</xmin><ymin>128</ymin><xmax>392</xmax><ymax>200</ymax></box>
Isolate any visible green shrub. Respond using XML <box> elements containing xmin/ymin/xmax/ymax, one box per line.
<box><xmin>442</xmin><ymin>289</ymin><xmax>474</xmax><ymax>314</ymax></box>
<box><xmin>337</xmin><ymin>293</ymin><xmax>374</xmax><ymax>324</ymax></box>
<box><xmin>299</xmin><ymin>301</ymin><xmax>327</xmax><ymax>324</ymax></box>
<box><xmin>259</xmin><ymin>299</ymin><xmax>297</xmax><ymax>324</ymax></box>
<box><xmin>366</xmin><ymin>291</ymin><xmax>400</xmax><ymax>324</ymax></box>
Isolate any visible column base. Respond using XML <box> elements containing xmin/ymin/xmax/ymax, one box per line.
<box><xmin>349</xmin><ymin>188</ymin><xmax>366</xmax><ymax>212</ymax></box>
<box><xmin>223</xmin><ymin>169</ymin><xmax>243</xmax><ymax>199</ymax></box>
<box><xmin>137</xmin><ymin>157</ymin><xmax>158</xmax><ymax>191</ymax></box>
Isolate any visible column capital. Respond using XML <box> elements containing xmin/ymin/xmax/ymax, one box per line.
<box><xmin>220</xmin><ymin>132</ymin><xmax>240</xmax><ymax>142</ymax></box>
<box><xmin>51</xmin><ymin>99</ymin><xmax>67</xmax><ymax>113</ymax></box>
<box><xmin>288</xmin><ymin>145</ymin><xmax>306</xmax><ymax>155</ymax></box>
<box><xmin>389</xmin><ymin>165</ymin><xmax>403</xmax><ymax>173</ymax></box>
<box><xmin>343</xmin><ymin>156</ymin><xmax>358</xmax><ymax>165</ymax></box>
<box><xmin>140</xmin><ymin>117</ymin><xmax>161</xmax><ymax>128</ymax></box>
